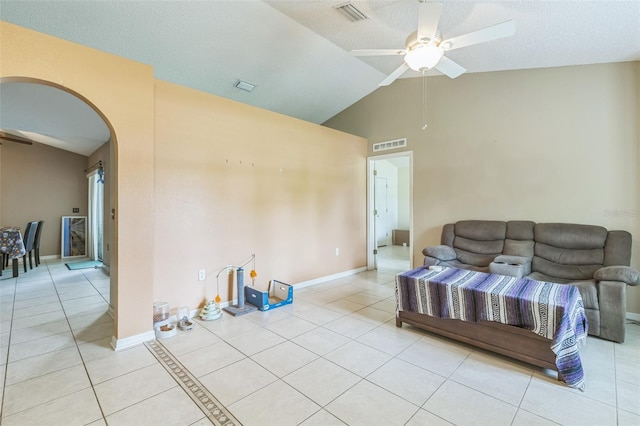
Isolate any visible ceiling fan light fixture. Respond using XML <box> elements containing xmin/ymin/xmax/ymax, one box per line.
<box><xmin>404</xmin><ymin>43</ymin><xmax>444</xmax><ymax>71</ymax></box>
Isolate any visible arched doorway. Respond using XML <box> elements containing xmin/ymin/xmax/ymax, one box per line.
<box><xmin>0</xmin><ymin>77</ymin><xmax>118</xmax><ymax>341</ymax></box>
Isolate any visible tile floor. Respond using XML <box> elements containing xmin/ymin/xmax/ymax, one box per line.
<box><xmin>1</xmin><ymin>255</ymin><xmax>639</xmax><ymax>426</ymax></box>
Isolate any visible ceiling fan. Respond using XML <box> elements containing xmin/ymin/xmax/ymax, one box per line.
<box><xmin>350</xmin><ymin>1</ymin><xmax>516</xmax><ymax>86</ymax></box>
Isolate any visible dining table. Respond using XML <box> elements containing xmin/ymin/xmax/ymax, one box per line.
<box><xmin>1</xmin><ymin>226</ymin><xmax>26</xmax><ymax>277</ymax></box>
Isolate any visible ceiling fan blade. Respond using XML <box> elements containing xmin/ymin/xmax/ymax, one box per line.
<box><xmin>379</xmin><ymin>63</ymin><xmax>410</xmax><ymax>86</ymax></box>
<box><xmin>350</xmin><ymin>49</ymin><xmax>405</xmax><ymax>57</ymax></box>
<box><xmin>442</xmin><ymin>20</ymin><xmax>516</xmax><ymax>51</ymax></box>
<box><xmin>435</xmin><ymin>56</ymin><xmax>466</xmax><ymax>79</ymax></box>
<box><xmin>0</xmin><ymin>130</ymin><xmax>34</xmax><ymax>145</ymax></box>
<box><xmin>417</xmin><ymin>1</ymin><xmax>443</xmax><ymax>41</ymax></box>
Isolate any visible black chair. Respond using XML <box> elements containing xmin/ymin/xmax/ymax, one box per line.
<box><xmin>22</xmin><ymin>221</ymin><xmax>38</xmax><ymax>272</ymax></box>
<box><xmin>33</xmin><ymin>220</ymin><xmax>45</xmax><ymax>266</ymax></box>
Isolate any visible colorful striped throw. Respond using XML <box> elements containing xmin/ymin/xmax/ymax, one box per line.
<box><xmin>396</xmin><ymin>267</ymin><xmax>588</xmax><ymax>390</ymax></box>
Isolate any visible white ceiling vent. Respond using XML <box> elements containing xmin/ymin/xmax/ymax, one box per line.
<box><xmin>373</xmin><ymin>138</ymin><xmax>407</xmax><ymax>152</ymax></box>
<box><xmin>234</xmin><ymin>80</ymin><xmax>255</xmax><ymax>92</ymax></box>
<box><xmin>333</xmin><ymin>2</ymin><xmax>368</xmax><ymax>22</ymax></box>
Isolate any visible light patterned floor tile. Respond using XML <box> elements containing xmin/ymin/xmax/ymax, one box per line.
<box><xmin>229</xmin><ymin>380</ymin><xmax>320</xmax><ymax>426</ymax></box>
<box><xmin>326</xmin><ymin>380</ymin><xmax>418</xmax><ymax>426</ymax></box>
<box><xmin>289</xmin><ymin>304</ymin><xmax>345</xmax><ymax>325</ymax></box>
<box><xmin>324</xmin><ymin>340</ymin><xmax>392</xmax><ymax>377</ymax></box>
<box><xmin>291</xmin><ymin>327</ymin><xmax>351</xmax><ymax>356</ymax></box>
<box><xmin>251</xmin><ymin>340</ymin><xmax>318</xmax><ymax>377</ymax></box>
<box><xmin>449</xmin><ymin>351</ymin><xmax>533</xmax><ymax>406</ymax></box>
<box><xmin>105</xmin><ymin>386</ymin><xmax>205</xmax><ymax>426</ymax></box>
<box><xmin>283</xmin><ymin>358</ymin><xmax>361</xmax><ymax>406</ymax></box>
<box><xmin>94</xmin><ymin>363</ymin><xmax>177</xmax><ymax>415</ymax></box>
<box><xmin>299</xmin><ymin>409</ymin><xmax>347</xmax><ymax>425</ymax></box>
<box><xmin>511</xmin><ymin>409</ymin><xmax>558</xmax><ymax>425</ymax></box>
<box><xmin>324</xmin><ymin>315</ymin><xmax>379</xmax><ymax>339</ymax></box>
<box><xmin>1</xmin><ymin>260</ymin><xmax>638</xmax><ymax>426</ymax></box>
<box><xmin>225</xmin><ymin>327</ymin><xmax>285</xmax><ymax>356</ymax></box>
<box><xmin>397</xmin><ymin>337</ymin><xmax>470</xmax><ymax>377</ymax></box>
<box><xmin>156</xmin><ymin>324</ymin><xmax>221</xmax><ymax>356</ymax></box>
<box><xmin>72</xmin><ymin>321</ymin><xmax>114</xmax><ymax>343</ymax></box>
<box><xmin>8</xmin><ymin>331</ymin><xmax>76</xmax><ymax>363</ymax></box>
<box><xmin>366</xmin><ymin>358</ymin><xmax>445</xmax><ymax>406</ymax></box>
<box><xmin>177</xmin><ymin>340</ymin><xmax>247</xmax><ymax>378</ymax></box>
<box><xmin>520</xmin><ymin>378</ymin><xmax>617</xmax><ymax>425</ymax></box>
<box><xmin>5</xmin><ymin>345</ymin><xmax>82</xmax><ymax>386</ymax></box>
<box><xmin>263</xmin><ymin>315</ymin><xmax>317</xmax><ymax>339</ymax></box>
<box><xmin>405</xmin><ymin>408</ymin><xmax>454</xmax><ymax>426</ymax></box>
<box><xmin>2</xmin><ymin>364</ymin><xmax>92</xmax><ymax>416</ymax></box>
<box><xmin>199</xmin><ymin>357</ymin><xmax>277</xmax><ymax>406</ymax></box>
<box><xmin>8</xmin><ymin>318</ymin><xmax>71</xmax><ymax>345</ymax></box>
<box><xmin>356</xmin><ymin>323</ymin><xmax>420</xmax><ymax>355</ymax></box>
<box><xmin>616</xmin><ymin>379</ymin><xmax>640</xmax><ymax>415</ymax></box>
<box><xmin>85</xmin><ymin>344</ymin><xmax>157</xmax><ymax>384</ymax></box>
<box><xmin>0</xmin><ymin>388</ymin><xmax>102</xmax><ymax>426</ymax></box>
<box><xmin>424</xmin><ymin>380</ymin><xmax>518</xmax><ymax>426</ymax></box>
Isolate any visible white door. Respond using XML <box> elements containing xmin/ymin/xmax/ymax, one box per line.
<box><xmin>375</xmin><ymin>176</ymin><xmax>389</xmax><ymax>247</ymax></box>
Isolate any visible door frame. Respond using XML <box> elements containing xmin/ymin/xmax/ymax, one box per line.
<box><xmin>367</xmin><ymin>151</ymin><xmax>413</xmax><ymax>270</ymax></box>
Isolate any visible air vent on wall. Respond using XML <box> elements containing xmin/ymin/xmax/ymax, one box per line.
<box><xmin>333</xmin><ymin>2</ymin><xmax>368</xmax><ymax>22</ymax></box>
<box><xmin>373</xmin><ymin>138</ymin><xmax>407</xmax><ymax>152</ymax></box>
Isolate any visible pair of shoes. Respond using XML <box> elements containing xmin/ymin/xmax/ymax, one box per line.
<box><xmin>178</xmin><ymin>316</ymin><xmax>194</xmax><ymax>331</ymax></box>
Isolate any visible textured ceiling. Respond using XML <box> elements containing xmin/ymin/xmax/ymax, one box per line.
<box><xmin>1</xmin><ymin>1</ymin><xmax>639</xmax><ymax>156</ymax></box>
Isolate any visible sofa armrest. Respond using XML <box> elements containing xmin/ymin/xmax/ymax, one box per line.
<box><xmin>594</xmin><ymin>266</ymin><xmax>640</xmax><ymax>286</ymax></box>
<box><xmin>422</xmin><ymin>245</ymin><xmax>456</xmax><ymax>261</ymax></box>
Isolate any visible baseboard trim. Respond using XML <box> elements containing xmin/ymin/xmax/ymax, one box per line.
<box><xmin>627</xmin><ymin>312</ymin><xmax>640</xmax><ymax>322</ymax></box>
<box><xmin>295</xmin><ymin>266</ymin><xmax>368</xmax><ymax>289</ymax></box>
<box><xmin>111</xmin><ymin>330</ymin><xmax>155</xmax><ymax>351</ymax></box>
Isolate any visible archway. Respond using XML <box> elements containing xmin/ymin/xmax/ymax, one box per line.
<box><xmin>0</xmin><ymin>76</ymin><xmax>119</xmax><ymax>342</ymax></box>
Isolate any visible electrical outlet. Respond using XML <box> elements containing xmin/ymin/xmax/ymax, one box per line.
<box><xmin>335</xmin><ymin>248</ymin><xmax>339</xmax><ymax>256</ymax></box>
<box><xmin>198</xmin><ymin>269</ymin><xmax>206</xmax><ymax>281</ymax></box>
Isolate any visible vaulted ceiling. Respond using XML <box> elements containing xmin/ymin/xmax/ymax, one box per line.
<box><xmin>1</xmin><ymin>1</ymin><xmax>639</xmax><ymax>156</ymax></box>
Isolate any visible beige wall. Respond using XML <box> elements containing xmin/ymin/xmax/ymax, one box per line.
<box><xmin>0</xmin><ymin>141</ymin><xmax>88</xmax><ymax>256</ymax></box>
<box><xmin>324</xmin><ymin>62</ymin><xmax>640</xmax><ymax>313</ymax></box>
<box><xmin>1</xmin><ymin>21</ymin><xmax>155</xmax><ymax>340</ymax></box>
<box><xmin>1</xmin><ymin>21</ymin><xmax>368</xmax><ymax>341</ymax></box>
<box><xmin>154</xmin><ymin>80</ymin><xmax>367</xmax><ymax>311</ymax></box>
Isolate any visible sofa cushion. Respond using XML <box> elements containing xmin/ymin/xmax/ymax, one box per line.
<box><xmin>604</xmin><ymin>230</ymin><xmax>632</xmax><ymax>266</ymax></box>
<box><xmin>534</xmin><ymin>223</ymin><xmax>607</xmax><ymax>249</ymax></box>
<box><xmin>441</xmin><ymin>259</ymin><xmax>490</xmax><ymax>273</ymax></box>
<box><xmin>531</xmin><ymin>256</ymin><xmax>601</xmax><ymax>281</ymax></box>
<box><xmin>450</xmin><ymin>221</ymin><xmax>506</xmax><ymax>267</ymax></box>
<box><xmin>527</xmin><ymin>271</ymin><xmax>570</xmax><ymax>284</ymax></box>
<box><xmin>454</xmin><ymin>220</ymin><xmax>506</xmax><ymax>240</ymax></box>
<box><xmin>570</xmin><ymin>280</ymin><xmax>599</xmax><ymax>310</ymax></box>
<box><xmin>506</xmin><ymin>221</ymin><xmax>535</xmax><ymax>240</ymax></box>
<box><xmin>453</xmin><ymin>236</ymin><xmax>504</xmax><ymax>254</ymax></box>
<box><xmin>535</xmin><ymin>243</ymin><xmax>604</xmax><ymax>265</ymax></box>
<box><xmin>454</xmin><ymin>249</ymin><xmax>499</xmax><ymax>267</ymax></box>
<box><xmin>503</xmin><ymin>239</ymin><xmax>534</xmax><ymax>258</ymax></box>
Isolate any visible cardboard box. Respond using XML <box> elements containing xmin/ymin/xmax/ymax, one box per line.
<box><xmin>392</xmin><ymin>229</ymin><xmax>410</xmax><ymax>246</ymax></box>
<box><xmin>245</xmin><ymin>280</ymin><xmax>293</xmax><ymax>311</ymax></box>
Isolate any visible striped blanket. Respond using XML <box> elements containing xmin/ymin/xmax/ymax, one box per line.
<box><xmin>396</xmin><ymin>267</ymin><xmax>588</xmax><ymax>390</ymax></box>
